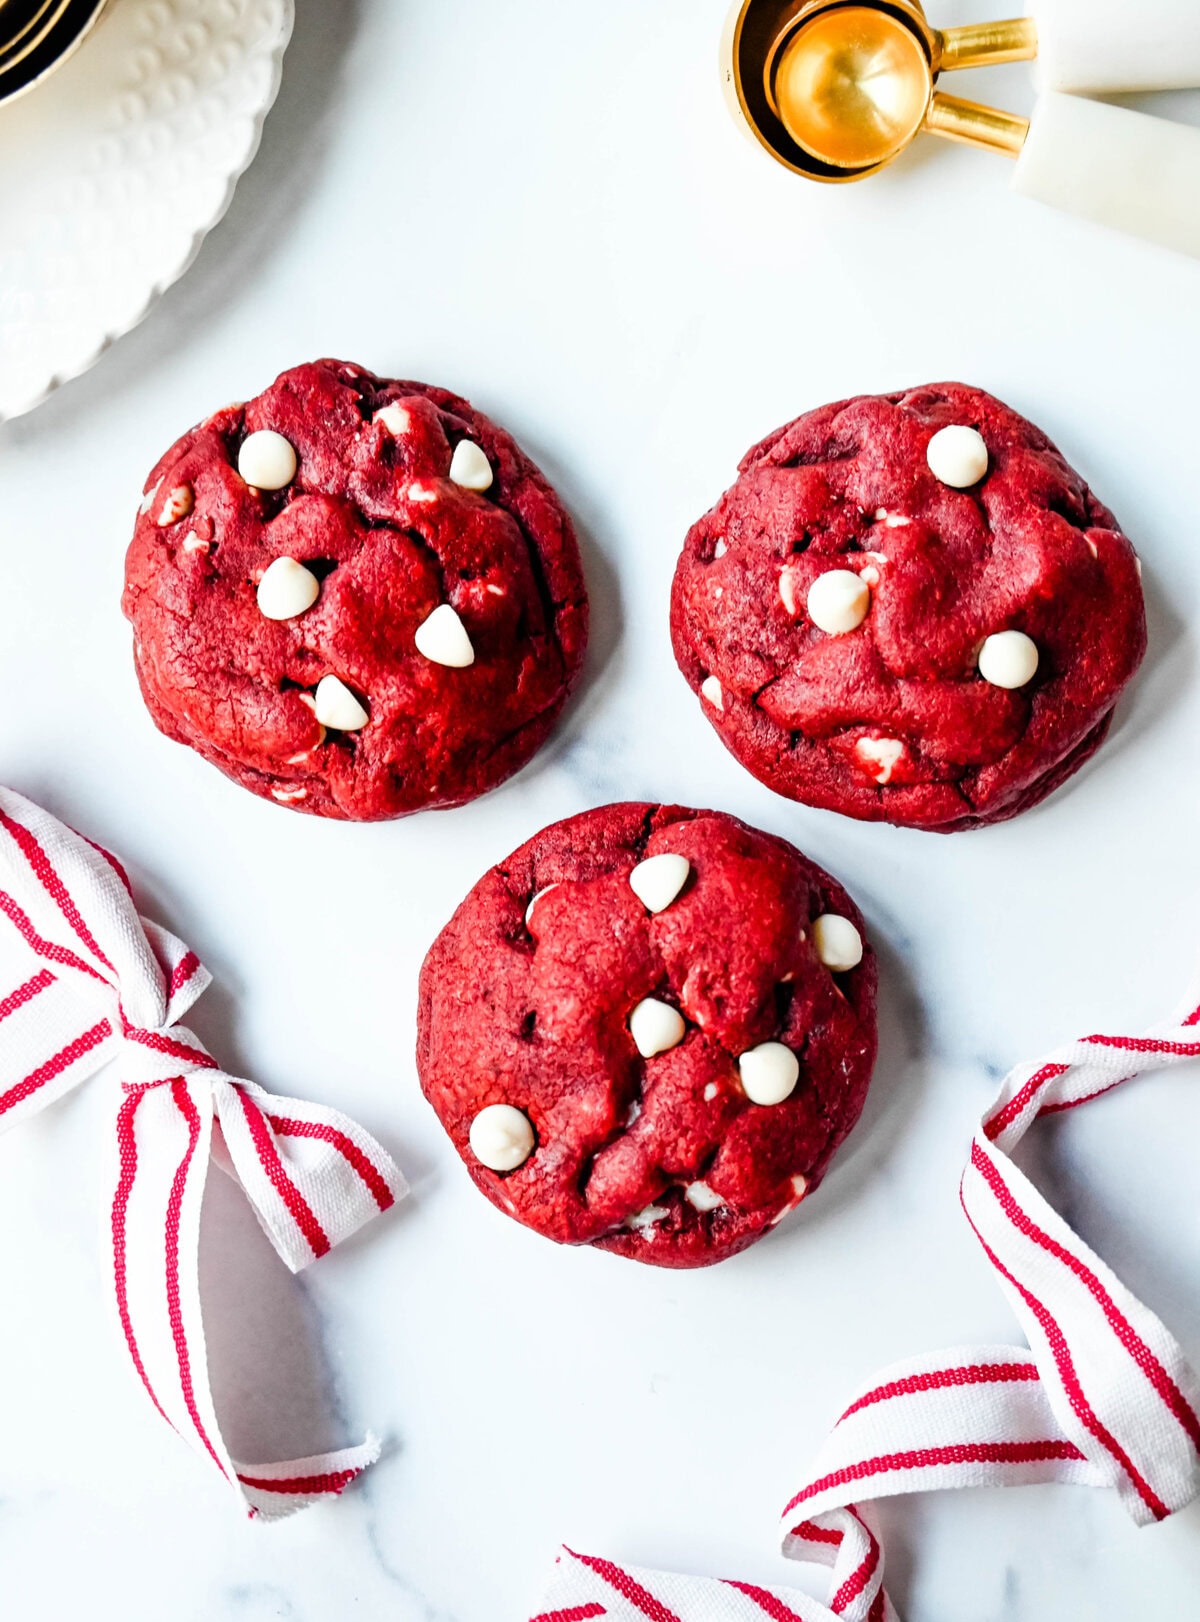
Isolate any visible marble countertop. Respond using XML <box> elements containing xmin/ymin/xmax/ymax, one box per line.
<box><xmin>2</xmin><ymin>1</ymin><xmax>1199</xmax><ymax>1616</ymax></box>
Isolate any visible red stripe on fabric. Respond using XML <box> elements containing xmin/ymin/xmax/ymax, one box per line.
<box><xmin>123</xmin><ymin>1025</ymin><xmax>217</xmax><ymax>1070</ymax></box>
<box><xmin>1038</xmin><ymin>1081</ymin><xmax>1126</xmax><ymax>1118</ymax></box>
<box><xmin>80</xmin><ymin>833</ymin><xmax>134</xmax><ymax>898</ymax></box>
<box><xmin>112</xmin><ymin>1088</ymin><xmax>172</xmax><ymax>1426</ymax></box>
<box><xmin>782</xmin><ymin>1440</ymin><xmax>1083</xmax><ymax>1518</ymax></box>
<box><xmin>722</xmin><ymin>1580</ymin><xmax>808</xmax><ymax>1621</ymax></box>
<box><xmin>267</xmin><ymin>1114</ymin><xmax>395</xmax><ymax>1213</ymax></box>
<box><xmin>1184</xmin><ymin>1002</ymin><xmax>1200</xmax><ymax>1029</ymax></box>
<box><xmin>840</xmin><ymin>1360</ymin><xmax>1040</xmax><ymax>1422</ymax></box>
<box><xmin>1080</xmin><ymin>1033</ymin><xmax>1200</xmax><ymax>1058</ymax></box>
<box><xmin>235</xmin><ymin>1466</ymin><xmax>360</xmax><ymax>1496</ymax></box>
<box><xmin>0</xmin><ymin>806</ymin><xmax>114</xmax><ymax>970</ymax></box>
<box><xmin>829</xmin><ymin>1536</ymin><xmax>879</xmax><ymax>1613</ymax></box>
<box><xmin>565</xmin><ymin>1551</ymin><xmax>684</xmax><ymax>1622</ymax></box>
<box><xmin>790</xmin><ymin>1519</ymin><xmax>842</xmax><ymax>1546</ymax></box>
<box><xmin>983</xmin><ymin>1062</ymin><xmax>1069</xmax><ymax>1141</ymax></box>
<box><xmin>0</xmin><ymin>1018</ymin><xmax>111</xmax><ymax>1116</ymax></box>
<box><xmin>867</xmin><ymin>1592</ymin><xmax>886</xmax><ymax>1622</ymax></box>
<box><xmin>528</xmin><ymin>1607</ymin><xmax>607</xmax><ymax>1622</ymax></box>
<box><xmin>971</xmin><ymin>1143</ymin><xmax>1200</xmax><ymax>1462</ymax></box>
<box><xmin>167</xmin><ymin>950</ymin><xmax>201</xmax><ymax>999</ymax></box>
<box><xmin>0</xmin><ymin>967</ymin><xmax>54</xmax><ymax>1025</ymax></box>
<box><xmin>0</xmin><ymin>889</ymin><xmax>108</xmax><ymax>984</ymax></box>
<box><xmin>964</xmin><ymin>1170</ymin><xmax>1169</xmax><ymax>1518</ymax></box>
<box><xmin>236</xmin><ymin>1093</ymin><xmax>330</xmax><ymax>1258</ymax></box>
<box><xmin>166</xmin><ymin>1081</ymin><xmax>228</xmax><ymax>1477</ymax></box>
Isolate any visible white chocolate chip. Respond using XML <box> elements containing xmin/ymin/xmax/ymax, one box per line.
<box><xmin>285</xmin><ymin>731</ymin><xmax>325</xmax><ymax>763</ymax></box>
<box><xmin>406</xmin><ymin>481</ymin><xmax>440</xmax><ymax>504</ymax></box>
<box><xmin>415</xmin><ymin>603</ymin><xmax>475</xmax><ymax>668</ymax></box>
<box><xmin>238</xmin><ymin>430</ymin><xmax>298</xmax><ymax>490</ymax></box>
<box><xmin>884</xmin><ymin>513</ymin><xmax>911</xmax><ymax>529</ymax></box>
<box><xmin>629</xmin><ymin>853</ymin><xmax>690</xmax><ymax>915</ymax></box>
<box><xmin>139</xmin><ymin>477</ymin><xmax>163</xmax><ymax>515</ymax></box>
<box><xmin>807</xmin><ymin>569</ymin><xmax>870</xmax><ymax>635</ymax></box>
<box><xmin>271</xmin><ymin>786</ymin><xmax>307</xmax><ymax>803</ymax></box>
<box><xmin>738</xmin><ymin>1041</ymin><xmax>800</xmax><ymax>1106</ymax></box>
<box><xmin>157</xmin><ymin>484</ymin><xmax>194</xmax><ymax>526</ymax></box>
<box><xmin>779</xmin><ymin>567</ymin><xmax>801</xmax><ymax>617</ymax></box>
<box><xmin>855</xmin><ymin>736</ymin><xmax>905</xmax><ymax>785</ymax></box>
<box><xmin>927</xmin><ymin>425</ymin><xmax>989</xmax><ymax>489</ymax></box>
<box><xmin>469</xmin><ymin>1103</ymin><xmax>535</xmax><ymax>1172</ymax></box>
<box><xmin>713</xmin><ymin>538</ymin><xmax>728</xmax><ymax>558</ymax></box>
<box><xmin>525</xmin><ymin>884</ymin><xmax>558</xmax><ymax>927</ymax></box>
<box><xmin>448</xmin><ymin>439</ymin><xmax>493</xmax><ymax>491</ymax></box>
<box><xmin>181</xmin><ymin>532</ymin><xmax>210</xmax><ymax>554</ymax></box>
<box><xmin>256</xmin><ymin>556</ymin><xmax>320</xmax><ymax>621</ymax></box>
<box><xmin>625</xmin><ymin>1204</ymin><xmax>669</xmax><ymax>1234</ymax></box>
<box><xmin>860</xmin><ymin>565</ymin><xmax>880</xmax><ymax>587</ymax></box>
<box><xmin>374</xmin><ymin>403</ymin><xmax>411</xmax><ymax>435</ymax></box>
<box><xmin>703</xmin><ymin>1082</ymin><xmax>718</xmax><ymax>1102</ymax></box>
<box><xmin>812</xmin><ymin>913</ymin><xmax>863</xmax><ymax>972</ymax></box>
<box><xmin>313</xmin><ymin>674</ymin><xmax>369</xmax><ymax>731</ymax></box>
<box><xmin>629</xmin><ymin>998</ymin><xmax>686</xmax><ymax>1059</ymax></box>
<box><xmin>770</xmin><ymin>1174</ymin><xmax>810</xmax><ymax>1225</ymax></box>
<box><xmin>685</xmin><ymin>1181</ymin><xmax>724</xmax><ymax>1213</ymax></box>
<box><xmin>485</xmin><ymin>583</ymin><xmax>507</xmax><ymax>596</ymax></box>
<box><xmin>978</xmin><ymin>630</ymin><xmax>1039</xmax><ymax>690</ymax></box>
<box><xmin>700</xmin><ymin>675</ymin><xmax>724</xmax><ymax>711</ymax></box>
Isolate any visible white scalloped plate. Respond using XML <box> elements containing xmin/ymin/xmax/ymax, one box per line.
<box><xmin>0</xmin><ymin>0</ymin><xmax>293</xmax><ymax>421</ymax></box>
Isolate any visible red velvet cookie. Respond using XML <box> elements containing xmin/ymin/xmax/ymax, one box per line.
<box><xmin>417</xmin><ymin>803</ymin><xmax>877</xmax><ymax>1268</ymax></box>
<box><xmin>123</xmin><ymin>360</ymin><xmax>588</xmax><ymax>819</ymax></box>
<box><xmin>670</xmin><ymin>384</ymin><xmax>1146</xmax><ymax>832</ymax></box>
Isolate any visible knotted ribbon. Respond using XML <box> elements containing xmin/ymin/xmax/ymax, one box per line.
<box><xmin>0</xmin><ymin>787</ymin><xmax>407</xmax><ymax>1519</ymax></box>
<box><xmin>533</xmin><ymin>988</ymin><xmax>1200</xmax><ymax>1619</ymax></box>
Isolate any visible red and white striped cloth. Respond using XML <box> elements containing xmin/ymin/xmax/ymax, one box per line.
<box><xmin>0</xmin><ymin>787</ymin><xmax>407</xmax><ymax>1519</ymax></box>
<box><xmin>534</xmin><ymin>992</ymin><xmax>1200</xmax><ymax>1620</ymax></box>
<box><xmin>532</xmin><ymin>1545</ymin><xmax>854</xmax><ymax>1622</ymax></box>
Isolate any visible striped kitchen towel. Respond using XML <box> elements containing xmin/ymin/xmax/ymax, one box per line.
<box><xmin>0</xmin><ymin>786</ymin><xmax>407</xmax><ymax>1518</ymax></box>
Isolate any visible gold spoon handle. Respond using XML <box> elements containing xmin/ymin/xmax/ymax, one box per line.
<box><xmin>924</xmin><ymin>92</ymin><xmax>1030</xmax><ymax>158</ymax></box>
<box><xmin>934</xmin><ymin>16</ymin><xmax>1039</xmax><ymax>74</ymax></box>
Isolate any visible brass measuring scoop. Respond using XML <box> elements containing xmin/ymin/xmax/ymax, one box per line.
<box><xmin>766</xmin><ymin>1</ymin><xmax>1036</xmax><ymax>177</ymax></box>
<box><xmin>721</xmin><ymin>0</ymin><xmax>1200</xmax><ymax>256</ymax></box>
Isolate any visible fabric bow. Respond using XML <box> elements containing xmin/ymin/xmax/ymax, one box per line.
<box><xmin>0</xmin><ymin>787</ymin><xmax>407</xmax><ymax>1519</ymax></box>
<box><xmin>778</xmin><ymin>985</ymin><xmax>1200</xmax><ymax>1619</ymax></box>
<box><xmin>535</xmin><ymin>990</ymin><xmax>1200</xmax><ymax>1619</ymax></box>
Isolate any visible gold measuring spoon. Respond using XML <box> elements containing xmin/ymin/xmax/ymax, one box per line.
<box><xmin>765</xmin><ymin>1</ymin><xmax>1035</xmax><ymax>175</ymax></box>
<box><xmin>723</xmin><ymin>0</ymin><xmax>1200</xmax><ymax>257</ymax></box>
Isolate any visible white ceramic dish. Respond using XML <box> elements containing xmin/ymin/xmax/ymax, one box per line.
<box><xmin>0</xmin><ymin>0</ymin><xmax>293</xmax><ymax>420</ymax></box>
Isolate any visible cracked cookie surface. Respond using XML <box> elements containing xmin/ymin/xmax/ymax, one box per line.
<box><xmin>416</xmin><ymin>803</ymin><xmax>877</xmax><ymax>1268</ymax></box>
<box><xmin>123</xmin><ymin>359</ymin><xmax>588</xmax><ymax>819</ymax></box>
<box><xmin>670</xmin><ymin>384</ymin><xmax>1146</xmax><ymax>832</ymax></box>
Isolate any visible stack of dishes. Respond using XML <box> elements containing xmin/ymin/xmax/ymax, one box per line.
<box><xmin>0</xmin><ymin>0</ymin><xmax>107</xmax><ymax>106</ymax></box>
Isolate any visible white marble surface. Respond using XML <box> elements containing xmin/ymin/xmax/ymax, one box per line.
<box><xmin>1</xmin><ymin>1</ymin><xmax>1199</xmax><ymax>1617</ymax></box>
